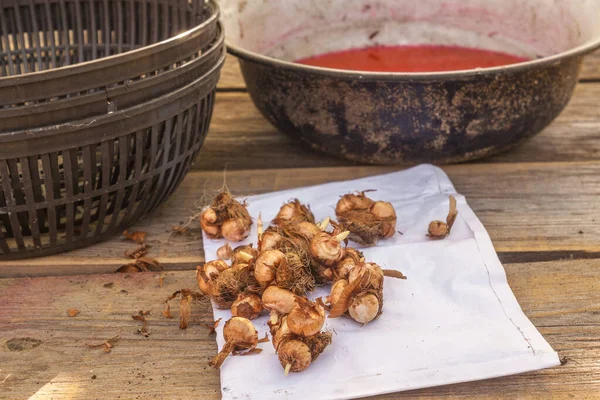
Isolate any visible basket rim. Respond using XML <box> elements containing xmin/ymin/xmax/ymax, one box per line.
<box><xmin>0</xmin><ymin>24</ymin><xmax>225</xmax><ymax>121</ymax></box>
<box><xmin>0</xmin><ymin>0</ymin><xmax>220</xmax><ymax>88</ymax></box>
<box><xmin>0</xmin><ymin>51</ymin><xmax>225</xmax><ymax>151</ymax></box>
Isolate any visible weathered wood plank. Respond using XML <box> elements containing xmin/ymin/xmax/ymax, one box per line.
<box><xmin>1</xmin><ymin>259</ymin><xmax>599</xmax><ymax>399</ymax></box>
<box><xmin>219</xmin><ymin>51</ymin><xmax>600</xmax><ymax>90</ymax></box>
<box><xmin>1</xmin><ymin>162</ymin><xmax>599</xmax><ymax>278</ymax></box>
<box><xmin>203</xmin><ymin>81</ymin><xmax>600</xmax><ymax>171</ymax></box>
<box><xmin>217</xmin><ymin>54</ymin><xmax>245</xmax><ymax>90</ymax></box>
<box><xmin>580</xmin><ymin>50</ymin><xmax>600</xmax><ymax>81</ymax></box>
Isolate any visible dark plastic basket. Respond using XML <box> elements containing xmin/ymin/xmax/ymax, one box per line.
<box><xmin>0</xmin><ymin>0</ymin><xmax>224</xmax><ymax>259</ymax></box>
<box><xmin>0</xmin><ymin>0</ymin><xmax>220</xmax><ymax>129</ymax></box>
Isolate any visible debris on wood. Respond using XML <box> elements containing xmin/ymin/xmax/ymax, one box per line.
<box><xmin>125</xmin><ymin>244</ymin><xmax>150</xmax><ymax>259</ymax></box>
<box><xmin>163</xmin><ymin>289</ymin><xmax>205</xmax><ymax>328</ymax></box>
<box><xmin>157</xmin><ymin>272</ymin><xmax>166</xmax><ymax>288</ymax></box>
<box><xmin>206</xmin><ymin>318</ymin><xmax>222</xmax><ymax>335</ymax></box>
<box><xmin>136</xmin><ymin>256</ymin><xmax>162</xmax><ymax>271</ymax></box>
<box><xmin>172</xmin><ymin>225</ymin><xmax>189</xmax><ymax>235</ymax></box>
<box><xmin>179</xmin><ymin>289</ymin><xmax>192</xmax><ymax>329</ymax></box>
<box><xmin>162</xmin><ymin>303</ymin><xmax>173</xmax><ymax>319</ymax></box>
<box><xmin>132</xmin><ymin>311</ymin><xmax>151</xmax><ymax>337</ymax></box>
<box><xmin>86</xmin><ymin>335</ymin><xmax>120</xmax><ymax>353</ymax></box>
<box><xmin>115</xmin><ymin>264</ymin><xmax>142</xmax><ymax>273</ymax></box>
<box><xmin>123</xmin><ymin>230</ymin><xmax>147</xmax><ymax>244</ymax></box>
<box><xmin>67</xmin><ymin>308</ymin><xmax>80</xmax><ymax>317</ymax></box>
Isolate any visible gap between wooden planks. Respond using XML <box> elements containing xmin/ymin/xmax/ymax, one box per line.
<box><xmin>219</xmin><ymin>51</ymin><xmax>600</xmax><ymax>90</ymax></box>
<box><xmin>1</xmin><ymin>161</ymin><xmax>600</xmax><ymax>277</ymax></box>
<box><xmin>0</xmin><ymin>259</ymin><xmax>599</xmax><ymax>399</ymax></box>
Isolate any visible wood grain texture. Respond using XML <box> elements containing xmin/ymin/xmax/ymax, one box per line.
<box><xmin>1</xmin><ymin>162</ymin><xmax>599</xmax><ymax>278</ymax></box>
<box><xmin>1</xmin><ymin>259</ymin><xmax>599</xmax><ymax>399</ymax></box>
<box><xmin>580</xmin><ymin>50</ymin><xmax>600</xmax><ymax>81</ymax></box>
<box><xmin>219</xmin><ymin>51</ymin><xmax>600</xmax><ymax>90</ymax></box>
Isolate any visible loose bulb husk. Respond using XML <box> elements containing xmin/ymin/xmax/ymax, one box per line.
<box><xmin>328</xmin><ymin>279</ymin><xmax>349</xmax><ymax>307</ymax></box>
<box><xmin>287</xmin><ymin>298</ymin><xmax>325</xmax><ymax>337</ymax></box>
<box><xmin>210</xmin><ymin>317</ymin><xmax>258</xmax><ymax>368</ymax></box>
<box><xmin>262</xmin><ymin>286</ymin><xmax>299</xmax><ymax>314</ymax></box>
<box><xmin>348</xmin><ymin>262</ymin><xmax>384</xmax><ymax>292</ymax></box>
<box><xmin>255</xmin><ymin>250</ymin><xmax>285</xmax><ymax>287</ymax></box>
<box><xmin>231</xmin><ymin>293</ymin><xmax>263</xmax><ymax>320</ymax></box>
<box><xmin>348</xmin><ymin>292</ymin><xmax>382</xmax><ymax>324</ymax></box>
<box><xmin>269</xmin><ymin>314</ymin><xmax>291</xmax><ymax>351</ymax></box>
<box><xmin>278</xmin><ymin>339</ymin><xmax>312</xmax><ymax>374</ymax></box>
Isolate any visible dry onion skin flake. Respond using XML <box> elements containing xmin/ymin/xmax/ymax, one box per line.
<box><xmin>335</xmin><ymin>191</ymin><xmax>397</xmax><ymax>245</ymax></box>
<box><xmin>209</xmin><ymin>317</ymin><xmax>259</xmax><ymax>369</ymax></box>
<box><xmin>200</xmin><ymin>191</ymin><xmax>252</xmax><ymax>242</ymax></box>
<box><xmin>427</xmin><ymin>195</ymin><xmax>458</xmax><ymax>239</ymax></box>
<box><xmin>231</xmin><ymin>293</ymin><xmax>263</xmax><ymax>320</ymax></box>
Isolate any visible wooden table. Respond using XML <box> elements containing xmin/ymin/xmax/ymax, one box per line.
<box><xmin>2</xmin><ymin>52</ymin><xmax>600</xmax><ymax>400</ymax></box>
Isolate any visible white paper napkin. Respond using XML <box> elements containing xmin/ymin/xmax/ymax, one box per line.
<box><xmin>202</xmin><ymin>164</ymin><xmax>559</xmax><ymax>400</ymax></box>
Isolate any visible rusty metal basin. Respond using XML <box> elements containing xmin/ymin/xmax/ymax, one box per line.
<box><xmin>221</xmin><ymin>0</ymin><xmax>600</xmax><ymax>164</ymax></box>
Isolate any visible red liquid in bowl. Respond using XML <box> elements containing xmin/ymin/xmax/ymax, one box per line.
<box><xmin>296</xmin><ymin>45</ymin><xmax>529</xmax><ymax>72</ymax></box>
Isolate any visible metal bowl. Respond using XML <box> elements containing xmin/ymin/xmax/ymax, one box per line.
<box><xmin>221</xmin><ymin>0</ymin><xmax>600</xmax><ymax>164</ymax></box>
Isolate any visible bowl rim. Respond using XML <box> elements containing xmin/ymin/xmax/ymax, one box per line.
<box><xmin>226</xmin><ymin>35</ymin><xmax>600</xmax><ymax>80</ymax></box>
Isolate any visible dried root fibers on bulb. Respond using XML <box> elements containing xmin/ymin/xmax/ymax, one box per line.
<box><xmin>273</xmin><ymin>199</ymin><xmax>315</xmax><ymax>226</ymax></box>
<box><xmin>212</xmin><ymin>264</ymin><xmax>261</xmax><ymax>309</ymax></box>
<box><xmin>276</xmin><ymin>331</ymin><xmax>333</xmax><ymax>374</ymax></box>
<box><xmin>275</xmin><ymin>252</ymin><xmax>316</xmax><ymax>296</ymax></box>
<box><xmin>336</xmin><ymin>191</ymin><xmax>397</xmax><ymax>246</ymax></box>
<box><xmin>200</xmin><ymin>191</ymin><xmax>252</xmax><ymax>242</ymax></box>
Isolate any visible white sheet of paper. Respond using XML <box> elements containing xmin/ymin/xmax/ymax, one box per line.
<box><xmin>202</xmin><ymin>164</ymin><xmax>559</xmax><ymax>400</ymax></box>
